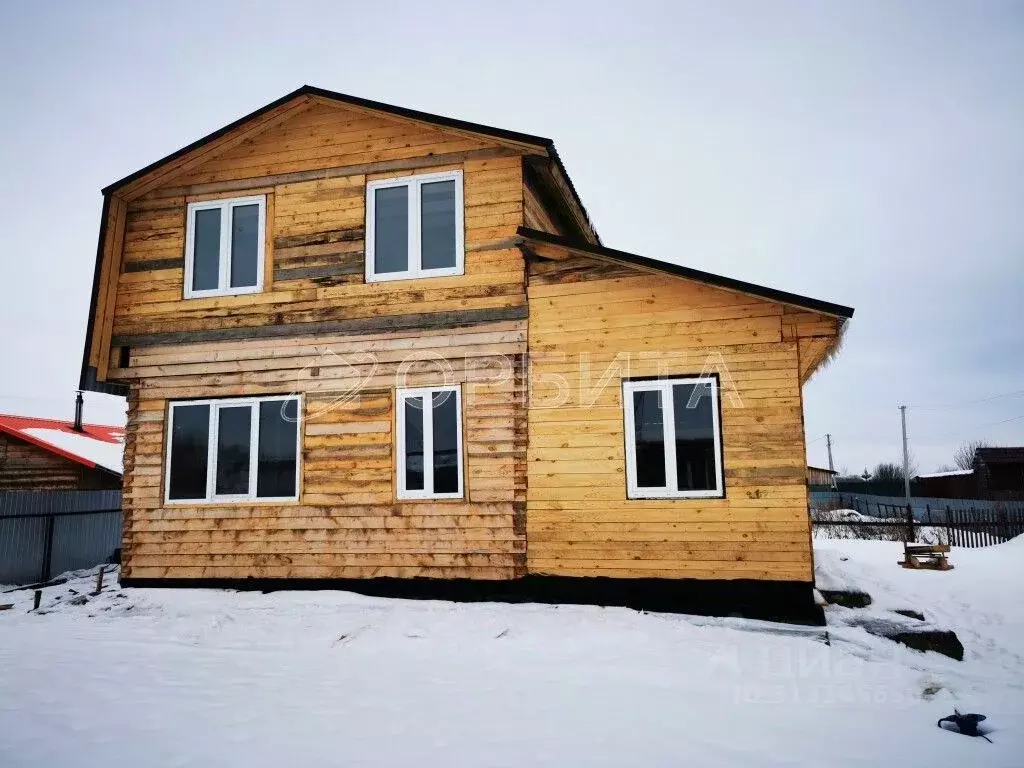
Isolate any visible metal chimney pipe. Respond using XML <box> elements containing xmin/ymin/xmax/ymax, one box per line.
<box><xmin>73</xmin><ymin>390</ymin><xmax>85</xmax><ymax>432</ymax></box>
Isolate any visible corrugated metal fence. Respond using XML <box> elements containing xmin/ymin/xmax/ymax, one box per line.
<box><xmin>0</xmin><ymin>490</ymin><xmax>122</xmax><ymax>584</ymax></box>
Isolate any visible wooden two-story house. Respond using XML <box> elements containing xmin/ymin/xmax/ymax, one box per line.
<box><xmin>80</xmin><ymin>86</ymin><xmax>853</xmax><ymax>620</ymax></box>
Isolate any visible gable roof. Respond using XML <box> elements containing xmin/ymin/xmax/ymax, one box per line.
<box><xmin>517</xmin><ymin>227</ymin><xmax>855</xmax><ymax>319</ymax></box>
<box><xmin>100</xmin><ymin>85</ymin><xmax>597</xmax><ymax>242</ymax></box>
<box><xmin>0</xmin><ymin>414</ymin><xmax>124</xmax><ymax>475</ymax></box>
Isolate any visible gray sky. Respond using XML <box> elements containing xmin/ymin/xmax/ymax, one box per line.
<box><xmin>0</xmin><ymin>1</ymin><xmax>1021</xmax><ymax>474</ymax></box>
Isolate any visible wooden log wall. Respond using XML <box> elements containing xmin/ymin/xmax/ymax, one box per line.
<box><xmin>107</xmin><ymin>101</ymin><xmax>532</xmax><ymax>580</ymax></box>
<box><xmin>0</xmin><ymin>433</ymin><xmax>114</xmax><ymax>491</ymax></box>
<box><xmin>117</xmin><ymin>322</ymin><xmax>528</xmax><ymax>580</ymax></box>
<box><xmin>525</xmin><ymin>258</ymin><xmax>839</xmax><ymax>583</ymax></box>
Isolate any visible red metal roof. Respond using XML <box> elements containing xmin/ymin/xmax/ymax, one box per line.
<box><xmin>0</xmin><ymin>413</ymin><xmax>124</xmax><ymax>473</ymax></box>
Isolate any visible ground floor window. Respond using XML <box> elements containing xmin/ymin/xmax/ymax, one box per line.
<box><xmin>165</xmin><ymin>396</ymin><xmax>301</xmax><ymax>503</ymax></box>
<box><xmin>396</xmin><ymin>385</ymin><xmax>463</xmax><ymax>500</ymax></box>
<box><xmin>622</xmin><ymin>376</ymin><xmax>724</xmax><ymax>499</ymax></box>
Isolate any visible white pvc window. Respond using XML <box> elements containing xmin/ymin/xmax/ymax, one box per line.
<box><xmin>623</xmin><ymin>377</ymin><xmax>724</xmax><ymax>499</ymax></box>
<box><xmin>396</xmin><ymin>386</ymin><xmax>463</xmax><ymax>500</ymax></box>
<box><xmin>165</xmin><ymin>396</ymin><xmax>301</xmax><ymax>504</ymax></box>
<box><xmin>366</xmin><ymin>170</ymin><xmax>464</xmax><ymax>282</ymax></box>
<box><xmin>184</xmin><ymin>195</ymin><xmax>266</xmax><ymax>298</ymax></box>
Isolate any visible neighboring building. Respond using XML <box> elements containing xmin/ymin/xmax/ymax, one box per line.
<box><xmin>974</xmin><ymin>448</ymin><xmax>1024</xmax><ymax>501</ymax></box>
<box><xmin>913</xmin><ymin>468</ymin><xmax>976</xmax><ymax>500</ymax></box>
<box><xmin>0</xmin><ymin>414</ymin><xmax>123</xmax><ymax>491</ymax></box>
<box><xmin>914</xmin><ymin>450</ymin><xmax>1024</xmax><ymax>502</ymax></box>
<box><xmin>807</xmin><ymin>465</ymin><xmax>837</xmax><ymax>489</ymax></box>
<box><xmin>77</xmin><ymin>86</ymin><xmax>853</xmax><ymax>616</ymax></box>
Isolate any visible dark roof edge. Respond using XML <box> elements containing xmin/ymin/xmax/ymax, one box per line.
<box><xmin>102</xmin><ymin>85</ymin><xmax>555</xmax><ymax>195</ymax></box>
<box><xmin>545</xmin><ymin>146</ymin><xmax>600</xmax><ymax>245</ymax></box>
<box><xmin>517</xmin><ymin>227</ymin><xmax>855</xmax><ymax>319</ymax></box>
<box><xmin>79</xmin><ymin>193</ymin><xmax>112</xmax><ymax>391</ymax></box>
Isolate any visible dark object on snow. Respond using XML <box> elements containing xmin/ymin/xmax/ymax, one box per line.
<box><xmin>819</xmin><ymin>589</ymin><xmax>872</xmax><ymax>608</ymax></box>
<box><xmin>893</xmin><ymin>609</ymin><xmax>925</xmax><ymax>621</ymax></box>
<box><xmin>891</xmin><ymin>630</ymin><xmax>964</xmax><ymax>661</ymax></box>
<box><xmin>2</xmin><ymin>576</ymin><xmax>69</xmax><ymax>594</ymax></box>
<box><xmin>938</xmin><ymin>711</ymin><xmax>991</xmax><ymax>742</ymax></box>
<box><xmin>32</xmin><ymin>590</ymin><xmax>41</xmax><ymax>611</ymax></box>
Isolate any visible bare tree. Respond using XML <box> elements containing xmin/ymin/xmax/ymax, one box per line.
<box><xmin>872</xmin><ymin>462</ymin><xmax>904</xmax><ymax>483</ymax></box>
<box><xmin>872</xmin><ymin>457</ymin><xmax>919</xmax><ymax>482</ymax></box>
<box><xmin>953</xmin><ymin>440</ymin><xmax>987</xmax><ymax>471</ymax></box>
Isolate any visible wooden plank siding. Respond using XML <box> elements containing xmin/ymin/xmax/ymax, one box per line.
<box><xmin>112</xmin><ymin>156</ymin><xmax>526</xmax><ymax>345</ymax></box>
<box><xmin>88</xmin><ymin>93</ymin><xmax>848</xmax><ymax>587</ymax></box>
<box><xmin>118</xmin><ymin>321</ymin><xmax>528</xmax><ymax>580</ymax></box>
<box><xmin>0</xmin><ymin>432</ymin><xmax>116</xmax><ymax>491</ymax></box>
<box><xmin>104</xmin><ymin>101</ymin><xmax>533</xmax><ymax>581</ymax></box>
<box><xmin>524</xmin><ymin>257</ymin><xmax>840</xmax><ymax>582</ymax></box>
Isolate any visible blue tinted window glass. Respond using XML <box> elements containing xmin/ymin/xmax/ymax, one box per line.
<box><xmin>421</xmin><ymin>180</ymin><xmax>456</xmax><ymax>270</ymax></box>
<box><xmin>192</xmin><ymin>208</ymin><xmax>221</xmax><ymax>291</ymax></box>
<box><xmin>230</xmin><ymin>204</ymin><xmax>259</xmax><ymax>288</ymax></box>
<box><xmin>374</xmin><ymin>186</ymin><xmax>408</xmax><ymax>274</ymax></box>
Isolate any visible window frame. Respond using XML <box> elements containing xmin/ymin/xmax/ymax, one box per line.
<box><xmin>164</xmin><ymin>394</ymin><xmax>302</xmax><ymax>505</ymax></box>
<box><xmin>622</xmin><ymin>375</ymin><xmax>725</xmax><ymax>500</ymax></box>
<box><xmin>395</xmin><ymin>385</ymin><xmax>464</xmax><ymax>500</ymax></box>
<box><xmin>365</xmin><ymin>170</ymin><xmax>465</xmax><ymax>283</ymax></box>
<box><xmin>183</xmin><ymin>195</ymin><xmax>267</xmax><ymax>299</ymax></box>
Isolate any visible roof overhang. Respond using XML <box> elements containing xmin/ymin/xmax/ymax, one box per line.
<box><xmin>517</xmin><ymin>227</ymin><xmax>854</xmax><ymax>320</ymax></box>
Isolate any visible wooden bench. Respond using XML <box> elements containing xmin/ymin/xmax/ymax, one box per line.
<box><xmin>900</xmin><ymin>544</ymin><xmax>952</xmax><ymax>571</ymax></box>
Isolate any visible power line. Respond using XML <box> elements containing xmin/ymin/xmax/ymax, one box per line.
<box><xmin>909</xmin><ymin>389</ymin><xmax>1024</xmax><ymax>411</ymax></box>
<box><xmin>914</xmin><ymin>413</ymin><xmax>1024</xmax><ymax>442</ymax></box>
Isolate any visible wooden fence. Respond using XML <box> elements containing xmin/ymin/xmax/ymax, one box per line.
<box><xmin>811</xmin><ymin>496</ymin><xmax>1024</xmax><ymax>548</ymax></box>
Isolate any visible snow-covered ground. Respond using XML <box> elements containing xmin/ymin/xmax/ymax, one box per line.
<box><xmin>1</xmin><ymin>540</ymin><xmax>1022</xmax><ymax>767</ymax></box>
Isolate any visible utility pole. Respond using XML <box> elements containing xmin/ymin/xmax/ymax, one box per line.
<box><xmin>825</xmin><ymin>433</ymin><xmax>837</xmax><ymax>489</ymax></box>
<box><xmin>899</xmin><ymin>405</ymin><xmax>911</xmax><ymax>503</ymax></box>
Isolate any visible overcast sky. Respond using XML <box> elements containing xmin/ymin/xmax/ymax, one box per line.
<box><xmin>0</xmin><ymin>1</ymin><xmax>1021</xmax><ymax>474</ymax></box>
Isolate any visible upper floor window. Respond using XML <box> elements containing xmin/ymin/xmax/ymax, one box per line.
<box><xmin>366</xmin><ymin>170</ymin><xmax>464</xmax><ymax>282</ymax></box>
<box><xmin>622</xmin><ymin>376</ymin><xmax>724</xmax><ymax>499</ymax></box>
<box><xmin>165</xmin><ymin>395</ymin><xmax>300</xmax><ymax>504</ymax></box>
<box><xmin>184</xmin><ymin>195</ymin><xmax>266</xmax><ymax>298</ymax></box>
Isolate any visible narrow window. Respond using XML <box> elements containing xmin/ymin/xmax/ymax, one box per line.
<box><xmin>167</xmin><ymin>404</ymin><xmax>210</xmax><ymax>502</ymax></box>
<box><xmin>622</xmin><ymin>377</ymin><xmax>724</xmax><ymax>499</ymax></box>
<box><xmin>165</xmin><ymin>395</ymin><xmax>301</xmax><ymax>503</ymax></box>
<box><xmin>214</xmin><ymin>405</ymin><xmax>252</xmax><ymax>497</ymax></box>
<box><xmin>366</xmin><ymin>171</ymin><xmax>464</xmax><ymax>282</ymax></box>
<box><xmin>396</xmin><ymin>386</ymin><xmax>463</xmax><ymax>499</ymax></box>
<box><xmin>184</xmin><ymin>195</ymin><xmax>266</xmax><ymax>298</ymax></box>
<box><xmin>257</xmin><ymin>399</ymin><xmax>299</xmax><ymax>498</ymax></box>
